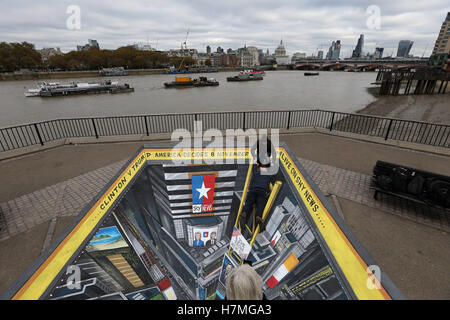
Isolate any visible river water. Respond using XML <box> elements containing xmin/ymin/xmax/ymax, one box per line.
<box><xmin>0</xmin><ymin>71</ymin><xmax>378</xmax><ymax>127</ymax></box>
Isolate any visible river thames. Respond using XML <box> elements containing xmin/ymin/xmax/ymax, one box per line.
<box><xmin>0</xmin><ymin>70</ymin><xmax>378</xmax><ymax>127</ymax></box>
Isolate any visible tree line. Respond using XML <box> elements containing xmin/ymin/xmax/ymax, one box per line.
<box><xmin>0</xmin><ymin>42</ymin><xmax>42</xmax><ymax>72</ymax></box>
<box><xmin>0</xmin><ymin>41</ymin><xmax>196</xmax><ymax>72</ymax></box>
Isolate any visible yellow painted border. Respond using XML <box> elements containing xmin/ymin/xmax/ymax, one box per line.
<box><xmin>12</xmin><ymin>146</ymin><xmax>390</xmax><ymax>300</ymax></box>
<box><xmin>12</xmin><ymin>148</ymin><xmax>250</xmax><ymax>300</ymax></box>
<box><xmin>278</xmin><ymin>148</ymin><xmax>390</xmax><ymax>300</ymax></box>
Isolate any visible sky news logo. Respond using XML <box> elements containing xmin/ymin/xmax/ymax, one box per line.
<box><xmin>192</xmin><ymin>174</ymin><xmax>215</xmax><ymax>213</ymax></box>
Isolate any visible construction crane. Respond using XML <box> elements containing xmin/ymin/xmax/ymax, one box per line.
<box><xmin>178</xmin><ymin>28</ymin><xmax>190</xmax><ymax>71</ymax></box>
<box><xmin>183</xmin><ymin>28</ymin><xmax>189</xmax><ymax>49</ymax></box>
<box><xmin>421</xmin><ymin>42</ymin><xmax>429</xmax><ymax>58</ymax></box>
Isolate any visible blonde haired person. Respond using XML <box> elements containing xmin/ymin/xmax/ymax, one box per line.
<box><xmin>225</xmin><ymin>263</ymin><xmax>266</xmax><ymax>300</ymax></box>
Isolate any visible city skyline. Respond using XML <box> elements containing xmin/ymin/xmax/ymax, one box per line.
<box><xmin>0</xmin><ymin>1</ymin><xmax>449</xmax><ymax>58</ymax></box>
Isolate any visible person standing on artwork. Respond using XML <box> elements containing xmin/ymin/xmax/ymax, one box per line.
<box><xmin>206</xmin><ymin>231</ymin><xmax>217</xmax><ymax>247</ymax></box>
<box><xmin>193</xmin><ymin>232</ymin><xmax>204</xmax><ymax>247</ymax></box>
<box><xmin>240</xmin><ymin>135</ymin><xmax>276</xmax><ymax>232</ymax></box>
<box><xmin>251</xmin><ymin>134</ymin><xmax>276</xmax><ymax>169</ymax></box>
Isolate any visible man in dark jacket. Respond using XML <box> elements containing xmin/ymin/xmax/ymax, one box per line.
<box><xmin>240</xmin><ymin>136</ymin><xmax>276</xmax><ymax>232</ymax></box>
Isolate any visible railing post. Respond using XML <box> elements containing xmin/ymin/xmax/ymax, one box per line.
<box><xmin>287</xmin><ymin>111</ymin><xmax>291</xmax><ymax>130</ymax></box>
<box><xmin>329</xmin><ymin>112</ymin><xmax>335</xmax><ymax>131</ymax></box>
<box><xmin>243</xmin><ymin>112</ymin><xmax>246</xmax><ymax>131</ymax></box>
<box><xmin>34</xmin><ymin>123</ymin><xmax>44</xmax><ymax>146</ymax></box>
<box><xmin>385</xmin><ymin>119</ymin><xmax>393</xmax><ymax>140</ymax></box>
<box><xmin>91</xmin><ymin>118</ymin><xmax>99</xmax><ymax>139</ymax></box>
<box><xmin>144</xmin><ymin>116</ymin><xmax>149</xmax><ymax>136</ymax></box>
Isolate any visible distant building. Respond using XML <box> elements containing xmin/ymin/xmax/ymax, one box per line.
<box><xmin>396</xmin><ymin>40</ymin><xmax>414</xmax><ymax>57</ymax></box>
<box><xmin>77</xmin><ymin>39</ymin><xmax>99</xmax><ymax>51</ymax></box>
<box><xmin>128</xmin><ymin>43</ymin><xmax>155</xmax><ymax>51</ymax></box>
<box><xmin>258</xmin><ymin>49</ymin><xmax>264</xmax><ymax>64</ymax></box>
<box><xmin>292</xmin><ymin>52</ymin><xmax>306</xmax><ymax>59</ymax></box>
<box><xmin>169</xmin><ymin>48</ymin><xmax>199</xmax><ymax>60</ymax></box>
<box><xmin>430</xmin><ymin>12</ymin><xmax>450</xmax><ymax>70</ymax></box>
<box><xmin>326</xmin><ymin>40</ymin><xmax>341</xmax><ymax>60</ymax></box>
<box><xmin>274</xmin><ymin>40</ymin><xmax>290</xmax><ymax>65</ymax></box>
<box><xmin>374</xmin><ymin>47</ymin><xmax>384</xmax><ymax>59</ymax></box>
<box><xmin>432</xmin><ymin>12</ymin><xmax>450</xmax><ymax>55</ymax></box>
<box><xmin>196</xmin><ymin>53</ymin><xmax>209</xmax><ymax>66</ymax></box>
<box><xmin>352</xmin><ymin>34</ymin><xmax>364</xmax><ymax>58</ymax></box>
<box><xmin>246</xmin><ymin>46</ymin><xmax>260</xmax><ymax>66</ymax></box>
<box><xmin>317</xmin><ymin>50</ymin><xmax>323</xmax><ymax>59</ymax></box>
<box><xmin>260</xmin><ymin>49</ymin><xmax>275</xmax><ymax>65</ymax></box>
<box><xmin>291</xmin><ymin>52</ymin><xmax>306</xmax><ymax>63</ymax></box>
<box><xmin>206</xmin><ymin>45</ymin><xmax>211</xmax><ymax>55</ymax></box>
<box><xmin>39</xmin><ymin>47</ymin><xmax>63</xmax><ymax>62</ymax></box>
<box><xmin>216</xmin><ymin>46</ymin><xmax>224</xmax><ymax>54</ymax></box>
<box><xmin>210</xmin><ymin>53</ymin><xmax>222</xmax><ymax>67</ymax></box>
<box><xmin>137</xmin><ymin>44</ymin><xmax>154</xmax><ymax>51</ymax></box>
<box><xmin>237</xmin><ymin>46</ymin><xmax>254</xmax><ymax>67</ymax></box>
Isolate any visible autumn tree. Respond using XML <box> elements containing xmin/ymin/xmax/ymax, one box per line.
<box><xmin>0</xmin><ymin>42</ymin><xmax>42</xmax><ymax>71</ymax></box>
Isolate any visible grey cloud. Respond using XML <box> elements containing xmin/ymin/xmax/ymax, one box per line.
<box><xmin>0</xmin><ymin>0</ymin><xmax>448</xmax><ymax>57</ymax></box>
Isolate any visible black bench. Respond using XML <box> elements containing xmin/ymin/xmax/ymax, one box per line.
<box><xmin>370</xmin><ymin>160</ymin><xmax>450</xmax><ymax>211</ymax></box>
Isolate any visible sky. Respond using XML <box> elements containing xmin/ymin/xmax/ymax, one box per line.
<box><xmin>0</xmin><ymin>0</ymin><xmax>449</xmax><ymax>58</ymax></box>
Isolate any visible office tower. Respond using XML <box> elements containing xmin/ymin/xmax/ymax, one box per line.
<box><xmin>396</xmin><ymin>40</ymin><xmax>414</xmax><ymax>57</ymax></box>
<box><xmin>432</xmin><ymin>12</ymin><xmax>450</xmax><ymax>55</ymax></box>
<box><xmin>317</xmin><ymin>50</ymin><xmax>323</xmax><ymax>59</ymax></box>
<box><xmin>374</xmin><ymin>47</ymin><xmax>384</xmax><ymax>59</ymax></box>
<box><xmin>352</xmin><ymin>34</ymin><xmax>364</xmax><ymax>58</ymax></box>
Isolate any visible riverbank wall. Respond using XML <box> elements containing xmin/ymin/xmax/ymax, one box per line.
<box><xmin>0</xmin><ymin>66</ymin><xmax>247</xmax><ymax>82</ymax></box>
<box><xmin>0</xmin><ymin>69</ymin><xmax>164</xmax><ymax>81</ymax></box>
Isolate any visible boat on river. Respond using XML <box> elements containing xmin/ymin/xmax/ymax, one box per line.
<box><xmin>227</xmin><ymin>72</ymin><xmax>264</xmax><ymax>82</ymax></box>
<box><xmin>25</xmin><ymin>80</ymin><xmax>134</xmax><ymax>97</ymax></box>
<box><xmin>164</xmin><ymin>76</ymin><xmax>219</xmax><ymax>88</ymax></box>
<box><xmin>246</xmin><ymin>69</ymin><xmax>265</xmax><ymax>76</ymax></box>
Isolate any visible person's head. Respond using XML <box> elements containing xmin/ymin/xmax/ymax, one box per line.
<box><xmin>256</xmin><ymin>135</ymin><xmax>272</xmax><ymax>167</ymax></box>
<box><xmin>195</xmin><ymin>232</ymin><xmax>201</xmax><ymax>240</ymax></box>
<box><xmin>225</xmin><ymin>264</ymin><xmax>263</xmax><ymax>300</ymax></box>
<box><xmin>210</xmin><ymin>232</ymin><xmax>216</xmax><ymax>240</ymax></box>
<box><xmin>258</xmin><ymin>134</ymin><xmax>268</xmax><ymax>148</ymax></box>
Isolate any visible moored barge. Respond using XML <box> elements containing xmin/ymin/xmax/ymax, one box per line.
<box><xmin>25</xmin><ymin>81</ymin><xmax>134</xmax><ymax>97</ymax></box>
<box><xmin>227</xmin><ymin>73</ymin><xmax>264</xmax><ymax>82</ymax></box>
<box><xmin>164</xmin><ymin>76</ymin><xmax>219</xmax><ymax>88</ymax></box>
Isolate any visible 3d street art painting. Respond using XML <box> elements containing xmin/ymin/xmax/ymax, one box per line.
<box><xmin>1</xmin><ymin>144</ymin><xmax>404</xmax><ymax>300</ymax></box>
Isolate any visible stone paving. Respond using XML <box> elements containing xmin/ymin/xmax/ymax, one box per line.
<box><xmin>300</xmin><ymin>158</ymin><xmax>450</xmax><ymax>233</ymax></box>
<box><xmin>0</xmin><ymin>160</ymin><xmax>126</xmax><ymax>241</ymax></box>
<box><xmin>0</xmin><ymin>157</ymin><xmax>449</xmax><ymax>242</ymax></box>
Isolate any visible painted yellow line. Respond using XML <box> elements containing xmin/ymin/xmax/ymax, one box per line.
<box><xmin>13</xmin><ymin>150</ymin><xmax>148</xmax><ymax>300</ymax></box>
<box><xmin>13</xmin><ymin>147</ymin><xmax>250</xmax><ymax>300</ymax></box>
<box><xmin>15</xmin><ymin>146</ymin><xmax>385</xmax><ymax>299</ymax></box>
<box><xmin>278</xmin><ymin>148</ymin><xmax>390</xmax><ymax>300</ymax></box>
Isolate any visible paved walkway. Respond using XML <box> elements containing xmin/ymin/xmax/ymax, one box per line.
<box><xmin>0</xmin><ymin>161</ymin><xmax>126</xmax><ymax>241</ymax></box>
<box><xmin>1</xmin><ymin>155</ymin><xmax>449</xmax><ymax>242</ymax></box>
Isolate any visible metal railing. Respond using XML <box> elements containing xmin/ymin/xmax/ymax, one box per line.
<box><xmin>1</xmin><ymin>109</ymin><xmax>449</xmax><ymax>152</ymax></box>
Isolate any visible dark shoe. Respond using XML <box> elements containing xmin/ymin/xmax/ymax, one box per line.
<box><xmin>239</xmin><ymin>212</ymin><xmax>247</xmax><ymax>227</ymax></box>
<box><xmin>256</xmin><ymin>217</ymin><xmax>265</xmax><ymax>232</ymax></box>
